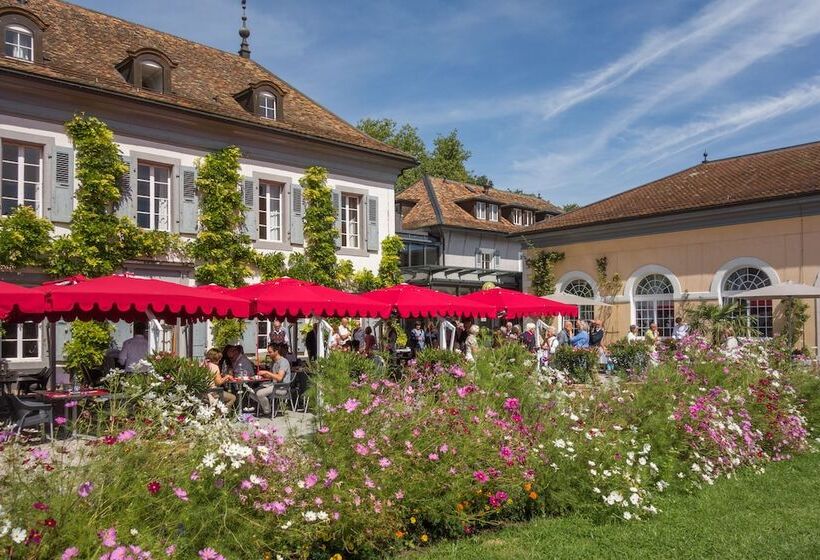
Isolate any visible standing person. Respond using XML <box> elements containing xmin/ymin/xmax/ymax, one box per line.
<box><xmin>203</xmin><ymin>348</ymin><xmax>236</xmax><ymax>409</ymax></box>
<box><xmin>724</xmin><ymin>327</ymin><xmax>740</xmax><ymax>351</ymax></box>
<box><xmin>644</xmin><ymin>322</ymin><xmax>659</xmax><ymax>346</ymax></box>
<box><xmin>557</xmin><ymin>321</ymin><xmax>573</xmax><ymax>346</ymax></box>
<box><xmin>251</xmin><ymin>343</ymin><xmax>292</xmax><ymax>417</ymax></box>
<box><xmin>626</xmin><ymin>324</ymin><xmax>640</xmax><ymax>342</ymax></box>
<box><xmin>571</xmin><ymin>321</ymin><xmax>590</xmax><ymax>348</ymax></box>
<box><xmin>305</xmin><ymin>324</ymin><xmax>318</xmax><ymax>362</ymax></box>
<box><xmin>424</xmin><ymin>321</ymin><xmax>439</xmax><ymax>350</ymax></box>
<box><xmin>268</xmin><ymin>319</ymin><xmax>290</xmax><ymax>348</ymax></box>
<box><xmin>539</xmin><ymin>325</ymin><xmax>559</xmax><ymax>368</ymax></box>
<box><xmin>458</xmin><ymin>319</ymin><xmax>473</xmax><ymax>353</ymax></box>
<box><xmin>410</xmin><ymin>322</ymin><xmax>425</xmax><ymax>353</ymax></box>
<box><xmin>465</xmin><ymin>324</ymin><xmax>480</xmax><ymax>362</ymax></box>
<box><xmin>337</xmin><ymin>318</ymin><xmax>352</xmax><ymax>346</ymax></box>
<box><xmin>589</xmin><ymin>320</ymin><xmax>605</xmax><ymax>347</ymax></box>
<box><xmin>673</xmin><ymin>317</ymin><xmax>689</xmax><ymax>340</ymax></box>
<box><xmin>118</xmin><ymin>322</ymin><xmax>150</xmax><ymax>372</ymax></box>
<box><xmin>361</xmin><ymin>326</ymin><xmax>377</xmax><ymax>357</ymax></box>
<box><xmin>352</xmin><ymin>322</ymin><xmax>366</xmax><ymax>352</ymax></box>
<box><xmin>521</xmin><ymin>323</ymin><xmax>537</xmax><ymax>353</ymax></box>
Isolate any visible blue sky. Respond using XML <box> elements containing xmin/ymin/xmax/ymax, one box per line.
<box><xmin>76</xmin><ymin>0</ymin><xmax>820</xmax><ymax>205</ymax></box>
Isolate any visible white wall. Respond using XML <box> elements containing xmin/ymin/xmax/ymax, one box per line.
<box><xmin>442</xmin><ymin>229</ymin><xmax>522</xmax><ymax>271</ymax></box>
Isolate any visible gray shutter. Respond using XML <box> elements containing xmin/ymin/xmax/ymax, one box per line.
<box><xmin>192</xmin><ymin>321</ymin><xmax>208</xmax><ymax>360</ymax></box>
<box><xmin>54</xmin><ymin>320</ymin><xmax>70</xmax><ymax>362</ymax></box>
<box><xmin>50</xmin><ymin>146</ymin><xmax>74</xmax><ymax>222</ymax></box>
<box><xmin>494</xmin><ymin>249</ymin><xmax>500</xmax><ymax>269</ymax></box>
<box><xmin>331</xmin><ymin>190</ymin><xmax>341</xmax><ymax>248</ymax></box>
<box><xmin>475</xmin><ymin>249</ymin><xmax>482</xmax><ymax>269</ymax></box>
<box><xmin>290</xmin><ymin>185</ymin><xmax>304</xmax><ymax>245</ymax></box>
<box><xmin>241</xmin><ymin>320</ymin><xmax>258</xmax><ymax>354</ymax></box>
<box><xmin>242</xmin><ymin>177</ymin><xmax>258</xmax><ymax>241</ymax></box>
<box><xmin>179</xmin><ymin>166</ymin><xmax>198</xmax><ymax>234</ymax></box>
<box><xmin>116</xmin><ymin>156</ymin><xmax>135</xmax><ymax>219</ymax></box>
<box><xmin>366</xmin><ymin>195</ymin><xmax>379</xmax><ymax>252</ymax></box>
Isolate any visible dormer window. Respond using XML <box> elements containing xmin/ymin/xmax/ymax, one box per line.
<box><xmin>488</xmin><ymin>203</ymin><xmax>499</xmax><ymax>222</ymax></box>
<box><xmin>475</xmin><ymin>201</ymin><xmax>487</xmax><ymax>220</ymax></box>
<box><xmin>235</xmin><ymin>81</ymin><xmax>285</xmax><ymax>121</ymax></box>
<box><xmin>117</xmin><ymin>49</ymin><xmax>175</xmax><ymax>94</ymax></box>
<box><xmin>0</xmin><ymin>9</ymin><xmax>45</xmax><ymax>63</ymax></box>
<box><xmin>4</xmin><ymin>24</ymin><xmax>32</xmax><ymax>61</ymax></box>
<box><xmin>511</xmin><ymin>208</ymin><xmax>535</xmax><ymax>226</ymax></box>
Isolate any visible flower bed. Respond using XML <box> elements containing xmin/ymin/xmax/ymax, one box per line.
<box><xmin>0</xmin><ymin>339</ymin><xmax>816</xmax><ymax>559</ymax></box>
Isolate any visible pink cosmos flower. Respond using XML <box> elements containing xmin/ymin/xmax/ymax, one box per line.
<box><xmin>353</xmin><ymin>428</ymin><xmax>366</xmax><ymax>439</ymax></box>
<box><xmin>473</xmin><ymin>470</ymin><xmax>488</xmax><ymax>483</ymax></box>
<box><xmin>503</xmin><ymin>398</ymin><xmax>520</xmax><ymax>412</ymax></box>
<box><xmin>395</xmin><ymin>489</ymin><xmax>405</xmax><ymax>500</ymax></box>
<box><xmin>61</xmin><ymin>547</ymin><xmax>79</xmax><ymax>560</ymax></box>
<box><xmin>488</xmin><ymin>490</ymin><xmax>508</xmax><ymax>508</ymax></box>
<box><xmin>33</xmin><ymin>501</ymin><xmax>49</xmax><ymax>511</ymax></box>
<box><xmin>198</xmin><ymin>548</ymin><xmax>226</xmax><ymax>560</ymax></box>
<box><xmin>354</xmin><ymin>443</ymin><xmax>369</xmax><ymax>456</ymax></box>
<box><xmin>240</xmin><ymin>480</ymin><xmax>253</xmax><ymax>490</ymax></box>
<box><xmin>439</xmin><ymin>443</ymin><xmax>449</xmax><ymax>453</ymax></box>
<box><xmin>378</xmin><ymin>457</ymin><xmax>392</xmax><ymax>469</ymax></box>
<box><xmin>165</xmin><ymin>544</ymin><xmax>176</xmax><ymax>557</ymax></box>
<box><xmin>428</xmin><ymin>453</ymin><xmax>440</xmax><ymax>461</ymax></box>
<box><xmin>30</xmin><ymin>448</ymin><xmax>49</xmax><ymax>461</ymax></box>
<box><xmin>55</xmin><ymin>416</ymin><xmax>67</xmax><ymax>426</ymax></box>
<box><xmin>343</xmin><ymin>398</ymin><xmax>361</xmax><ymax>413</ymax></box>
<box><xmin>98</xmin><ymin>527</ymin><xmax>117</xmax><ymax>547</ymax></box>
<box><xmin>364</xmin><ymin>476</ymin><xmax>375</xmax><ymax>488</ymax></box>
<box><xmin>147</xmin><ymin>481</ymin><xmax>161</xmax><ymax>495</ymax></box>
<box><xmin>190</xmin><ymin>470</ymin><xmax>200</xmax><ymax>481</ymax></box>
<box><xmin>116</xmin><ymin>429</ymin><xmax>136</xmax><ymax>443</ymax></box>
<box><xmin>499</xmin><ymin>446</ymin><xmax>513</xmax><ymax>459</ymax></box>
<box><xmin>77</xmin><ymin>481</ymin><xmax>94</xmax><ymax>498</ymax></box>
<box><xmin>449</xmin><ymin>365</ymin><xmax>466</xmax><ymax>379</ymax></box>
<box><xmin>317</xmin><ymin>426</ymin><xmax>330</xmax><ymax>433</ymax></box>
<box><xmin>304</xmin><ymin>473</ymin><xmax>319</xmax><ymax>489</ymax></box>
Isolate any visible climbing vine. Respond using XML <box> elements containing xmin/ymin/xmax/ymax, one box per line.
<box><xmin>526</xmin><ymin>250</ymin><xmax>565</xmax><ymax>296</ymax></box>
<box><xmin>301</xmin><ymin>166</ymin><xmax>338</xmax><ymax>287</ymax></box>
<box><xmin>0</xmin><ymin>206</ymin><xmax>53</xmax><ymax>269</ymax></box>
<box><xmin>595</xmin><ymin>256</ymin><xmax>622</xmax><ymax>325</ymax></box>
<box><xmin>256</xmin><ymin>251</ymin><xmax>287</xmax><ymax>281</ymax></box>
<box><xmin>377</xmin><ymin>235</ymin><xmax>404</xmax><ymax>288</ymax></box>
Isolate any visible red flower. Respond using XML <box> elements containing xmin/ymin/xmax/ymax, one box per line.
<box><xmin>103</xmin><ymin>435</ymin><xmax>116</xmax><ymax>446</ymax></box>
<box><xmin>147</xmin><ymin>481</ymin><xmax>161</xmax><ymax>495</ymax></box>
<box><xmin>32</xmin><ymin>502</ymin><xmax>49</xmax><ymax>511</ymax></box>
<box><xmin>43</xmin><ymin>518</ymin><xmax>57</xmax><ymax>528</ymax></box>
<box><xmin>26</xmin><ymin>529</ymin><xmax>42</xmax><ymax>544</ymax></box>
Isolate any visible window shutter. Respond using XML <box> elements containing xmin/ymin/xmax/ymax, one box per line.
<box><xmin>242</xmin><ymin>177</ymin><xmax>258</xmax><ymax>241</ymax></box>
<box><xmin>192</xmin><ymin>321</ymin><xmax>208</xmax><ymax>360</ymax></box>
<box><xmin>50</xmin><ymin>146</ymin><xmax>74</xmax><ymax>222</ymax></box>
<box><xmin>366</xmin><ymin>195</ymin><xmax>379</xmax><ymax>252</ymax></box>
<box><xmin>242</xmin><ymin>319</ymin><xmax>259</xmax><ymax>354</ymax></box>
<box><xmin>179</xmin><ymin>166</ymin><xmax>198</xmax><ymax>234</ymax></box>
<box><xmin>54</xmin><ymin>320</ymin><xmax>70</xmax><ymax>362</ymax></box>
<box><xmin>475</xmin><ymin>249</ymin><xmax>481</xmax><ymax>269</ymax></box>
<box><xmin>331</xmin><ymin>190</ymin><xmax>341</xmax><ymax>248</ymax></box>
<box><xmin>116</xmin><ymin>156</ymin><xmax>135</xmax><ymax>219</ymax></box>
<box><xmin>290</xmin><ymin>185</ymin><xmax>304</xmax><ymax>245</ymax></box>
<box><xmin>494</xmin><ymin>249</ymin><xmax>500</xmax><ymax>269</ymax></box>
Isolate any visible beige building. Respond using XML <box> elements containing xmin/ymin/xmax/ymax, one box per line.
<box><xmin>520</xmin><ymin>141</ymin><xmax>820</xmax><ymax>351</ymax></box>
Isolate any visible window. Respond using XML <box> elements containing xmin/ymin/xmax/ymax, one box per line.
<box><xmin>400</xmin><ymin>243</ymin><xmax>439</xmax><ymax>267</ymax></box>
<box><xmin>564</xmin><ymin>279</ymin><xmax>595</xmax><ymax>322</ymax></box>
<box><xmin>258</xmin><ymin>181</ymin><xmax>283</xmax><ymax>242</ymax></box>
<box><xmin>0</xmin><ymin>322</ymin><xmax>40</xmax><ymax>360</ymax></box>
<box><xmin>257</xmin><ymin>319</ymin><xmax>271</xmax><ymax>351</ymax></box>
<box><xmin>475</xmin><ymin>201</ymin><xmax>487</xmax><ymax>220</ymax></box>
<box><xmin>258</xmin><ymin>92</ymin><xmax>277</xmax><ymax>120</ymax></box>
<box><xmin>523</xmin><ymin>210</ymin><xmax>535</xmax><ymax>226</ymax></box>
<box><xmin>511</xmin><ymin>208</ymin><xmax>522</xmax><ymax>225</ymax></box>
<box><xmin>117</xmin><ymin>50</ymin><xmax>173</xmax><ymax>94</ymax></box>
<box><xmin>1</xmin><ymin>142</ymin><xmax>41</xmax><ymax>216</ymax></box>
<box><xmin>136</xmin><ymin>162</ymin><xmax>171</xmax><ymax>231</ymax></box>
<box><xmin>723</xmin><ymin>267</ymin><xmax>773</xmax><ymax>337</ymax></box>
<box><xmin>488</xmin><ymin>203</ymin><xmax>499</xmax><ymax>222</ymax></box>
<box><xmin>634</xmin><ymin>273</ymin><xmax>675</xmax><ymax>337</ymax></box>
<box><xmin>139</xmin><ymin>60</ymin><xmax>164</xmax><ymax>92</ymax></box>
<box><xmin>340</xmin><ymin>194</ymin><xmax>360</xmax><ymax>249</ymax></box>
<box><xmin>477</xmin><ymin>250</ymin><xmax>495</xmax><ymax>270</ymax></box>
<box><xmin>4</xmin><ymin>23</ymin><xmax>32</xmax><ymax>61</ymax></box>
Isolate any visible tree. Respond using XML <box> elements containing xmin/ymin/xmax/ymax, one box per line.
<box><xmin>377</xmin><ymin>235</ymin><xmax>404</xmax><ymax>288</ymax></box>
<box><xmin>301</xmin><ymin>166</ymin><xmax>338</xmax><ymax>287</ymax></box>
<box><xmin>562</xmin><ymin>203</ymin><xmax>580</xmax><ymax>213</ymax></box>
<box><xmin>472</xmin><ymin>175</ymin><xmax>494</xmax><ymax>188</ymax></box>
<box><xmin>686</xmin><ymin>302</ymin><xmax>750</xmax><ymax>345</ymax></box>
<box><xmin>425</xmin><ymin>130</ymin><xmax>471</xmax><ymax>183</ymax></box>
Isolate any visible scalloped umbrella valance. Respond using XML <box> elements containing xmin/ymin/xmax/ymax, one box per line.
<box><xmin>361</xmin><ymin>283</ymin><xmax>496</xmax><ymax>319</ymax></box>
<box><xmin>0</xmin><ymin>280</ymin><xmax>46</xmax><ymax>321</ymax></box>
<box><xmin>460</xmin><ymin>287</ymin><xmax>578</xmax><ymax>320</ymax></box>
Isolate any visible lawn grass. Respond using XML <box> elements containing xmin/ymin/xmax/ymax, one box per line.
<box><xmin>410</xmin><ymin>451</ymin><xmax>820</xmax><ymax>560</ymax></box>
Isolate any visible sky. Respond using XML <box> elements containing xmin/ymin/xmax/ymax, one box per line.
<box><xmin>74</xmin><ymin>0</ymin><xmax>820</xmax><ymax>206</ymax></box>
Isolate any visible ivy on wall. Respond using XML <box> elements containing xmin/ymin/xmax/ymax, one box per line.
<box><xmin>301</xmin><ymin>166</ymin><xmax>338</xmax><ymax>287</ymax></box>
<box><xmin>526</xmin><ymin>250</ymin><xmax>565</xmax><ymax>296</ymax></box>
<box><xmin>0</xmin><ymin>206</ymin><xmax>53</xmax><ymax>269</ymax></box>
<box><xmin>377</xmin><ymin>235</ymin><xmax>404</xmax><ymax>288</ymax></box>
<box><xmin>595</xmin><ymin>256</ymin><xmax>622</xmax><ymax>326</ymax></box>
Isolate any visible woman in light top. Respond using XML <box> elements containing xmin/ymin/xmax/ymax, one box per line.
<box><xmin>465</xmin><ymin>324</ymin><xmax>480</xmax><ymax>362</ymax></box>
<box><xmin>204</xmin><ymin>348</ymin><xmax>236</xmax><ymax>409</ymax></box>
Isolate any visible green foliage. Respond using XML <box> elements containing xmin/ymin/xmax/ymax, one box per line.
<box><xmin>335</xmin><ymin>259</ymin><xmax>355</xmax><ymax>291</ymax></box>
<box><xmin>285</xmin><ymin>252</ymin><xmax>313</xmax><ymax>281</ymax></box>
<box><xmin>147</xmin><ymin>353</ymin><xmax>212</xmax><ymax>395</ymax></box>
<box><xmin>526</xmin><ymin>250</ymin><xmax>565</xmax><ymax>296</ymax></box>
<box><xmin>607</xmin><ymin>338</ymin><xmax>652</xmax><ymax>377</ymax></box>
<box><xmin>414</xmin><ymin>347</ymin><xmax>466</xmax><ymax>370</ymax></box>
<box><xmin>0</xmin><ymin>205</ymin><xmax>53</xmax><ymax>268</ymax></box>
<box><xmin>562</xmin><ymin>203</ymin><xmax>580</xmax><ymax>212</ymax></box>
<box><xmin>187</xmin><ymin>147</ymin><xmax>254</xmax><ymax>288</ymax></box>
<box><xmin>255</xmin><ymin>251</ymin><xmax>287</xmax><ymax>281</ymax></box>
<box><xmin>210</xmin><ymin>318</ymin><xmax>243</xmax><ymax>349</ymax></box>
<box><xmin>551</xmin><ymin>344</ymin><xmax>598</xmax><ymax>383</ymax></box>
<box><xmin>352</xmin><ymin>269</ymin><xmax>381</xmax><ymax>293</ymax></box>
<box><xmin>426</xmin><ymin>130</ymin><xmax>472</xmax><ymax>183</ymax></box>
<box><xmin>63</xmin><ymin>320</ymin><xmax>113</xmax><ymax>383</ymax></box>
<box><xmin>301</xmin><ymin>166</ymin><xmax>338</xmax><ymax>287</ymax></box>
<box><xmin>777</xmin><ymin>297</ymin><xmax>810</xmax><ymax>349</ymax></box>
<box><xmin>596</xmin><ymin>257</ymin><xmax>622</xmax><ymax>325</ymax></box>
<box><xmin>377</xmin><ymin>234</ymin><xmax>404</xmax><ymax>287</ymax></box>
<box><xmin>686</xmin><ymin>302</ymin><xmax>750</xmax><ymax>345</ymax></box>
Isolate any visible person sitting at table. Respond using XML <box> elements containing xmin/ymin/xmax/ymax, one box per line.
<box><xmin>203</xmin><ymin>348</ymin><xmax>236</xmax><ymax>409</ymax></box>
<box><xmin>571</xmin><ymin>321</ymin><xmax>590</xmax><ymax>348</ymax></box>
<box><xmin>226</xmin><ymin>345</ymin><xmax>255</xmax><ymax>378</ymax></box>
<box><xmin>338</xmin><ymin>318</ymin><xmax>352</xmax><ymax>345</ymax></box>
<box><xmin>118</xmin><ymin>322</ymin><xmax>150</xmax><ymax>372</ymax></box>
<box><xmin>361</xmin><ymin>326</ymin><xmax>377</xmax><ymax>357</ymax></box>
<box><xmin>251</xmin><ymin>343</ymin><xmax>292</xmax><ymax>416</ymax></box>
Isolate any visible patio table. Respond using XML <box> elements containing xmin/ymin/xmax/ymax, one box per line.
<box><xmin>228</xmin><ymin>376</ymin><xmax>266</xmax><ymax>416</ymax></box>
<box><xmin>32</xmin><ymin>389</ymin><xmax>111</xmax><ymax>437</ymax></box>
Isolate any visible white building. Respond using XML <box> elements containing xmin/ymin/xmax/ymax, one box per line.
<box><xmin>0</xmin><ymin>0</ymin><xmax>413</xmax><ymax>371</ymax></box>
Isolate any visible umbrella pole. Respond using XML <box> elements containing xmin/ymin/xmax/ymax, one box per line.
<box><xmin>48</xmin><ymin>320</ymin><xmax>57</xmax><ymax>390</ymax></box>
<box><xmin>186</xmin><ymin>320</ymin><xmax>194</xmax><ymax>359</ymax></box>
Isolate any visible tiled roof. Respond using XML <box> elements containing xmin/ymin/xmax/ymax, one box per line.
<box><xmin>0</xmin><ymin>0</ymin><xmax>413</xmax><ymax>162</ymax></box>
<box><xmin>520</xmin><ymin>140</ymin><xmax>820</xmax><ymax>234</ymax></box>
<box><xmin>397</xmin><ymin>176</ymin><xmax>561</xmax><ymax>233</ymax></box>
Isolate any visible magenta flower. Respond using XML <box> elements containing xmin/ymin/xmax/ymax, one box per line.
<box><xmin>61</xmin><ymin>547</ymin><xmax>80</xmax><ymax>560</ymax></box>
<box><xmin>317</xmin><ymin>426</ymin><xmax>330</xmax><ymax>433</ymax></box>
<box><xmin>488</xmin><ymin>490</ymin><xmax>509</xmax><ymax>508</ymax></box>
<box><xmin>428</xmin><ymin>452</ymin><xmax>440</xmax><ymax>461</ymax></box>
<box><xmin>499</xmin><ymin>446</ymin><xmax>513</xmax><ymax>459</ymax></box>
<box><xmin>173</xmin><ymin>486</ymin><xmax>189</xmax><ymax>501</ymax></box>
<box><xmin>147</xmin><ymin>481</ymin><xmax>161</xmax><ymax>495</ymax></box>
<box><xmin>343</xmin><ymin>398</ymin><xmax>361</xmax><ymax>413</ymax></box>
<box><xmin>33</xmin><ymin>501</ymin><xmax>49</xmax><ymax>511</ymax></box>
<box><xmin>165</xmin><ymin>544</ymin><xmax>176</xmax><ymax>556</ymax></box>
<box><xmin>116</xmin><ymin>429</ymin><xmax>136</xmax><ymax>443</ymax></box>
<box><xmin>64</xmin><ymin>400</ymin><xmax>77</xmax><ymax>408</ymax></box>
<box><xmin>304</xmin><ymin>473</ymin><xmax>319</xmax><ymax>489</ymax></box>
<box><xmin>353</xmin><ymin>428</ymin><xmax>366</xmax><ymax>439</ymax></box>
<box><xmin>354</xmin><ymin>443</ymin><xmax>369</xmax><ymax>456</ymax></box>
<box><xmin>449</xmin><ymin>365</ymin><xmax>466</xmax><ymax>379</ymax></box>
<box><xmin>77</xmin><ymin>481</ymin><xmax>94</xmax><ymax>498</ymax></box>
<box><xmin>54</xmin><ymin>416</ymin><xmax>67</xmax><ymax>426</ymax></box>
<box><xmin>198</xmin><ymin>547</ymin><xmax>226</xmax><ymax>560</ymax></box>
<box><xmin>98</xmin><ymin>527</ymin><xmax>117</xmax><ymax>547</ymax></box>
<box><xmin>473</xmin><ymin>470</ymin><xmax>488</xmax><ymax>483</ymax></box>
<box><xmin>378</xmin><ymin>457</ymin><xmax>392</xmax><ymax>469</ymax></box>
<box><xmin>503</xmin><ymin>398</ymin><xmax>520</xmax><ymax>412</ymax></box>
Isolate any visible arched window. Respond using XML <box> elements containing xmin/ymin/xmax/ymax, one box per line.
<box><xmin>234</xmin><ymin>82</ymin><xmax>285</xmax><ymax>121</ymax></box>
<box><xmin>723</xmin><ymin>267</ymin><xmax>773</xmax><ymax>337</ymax></box>
<box><xmin>634</xmin><ymin>274</ymin><xmax>674</xmax><ymax>337</ymax></box>
<box><xmin>138</xmin><ymin>60</ymin><xmax>165</xmax><ymax>92</ymax></box>
<box><xmin>117</xmin><ymin>49</ymin><xmax>175</xmax><ymax>94</ymax></box>
<box><xmin>258</xmin><ymin>91</ymin><xmax>277</xmax><ymax>120</ymax></box>
<box><xmin>564</xmin><ymin>278</ymin><xmax>595</xmax><ymax>322</ymax></box>
<box><xmin>4</xmin><ymin>23</ymin><xmax>33</xmax><ymax>61</ymax></box>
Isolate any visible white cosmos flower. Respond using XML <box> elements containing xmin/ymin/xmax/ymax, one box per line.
<box><xmin>553</xmin><ymin>439</ymin><xmax>566</xmax><ymax>449</ymax></box>
<box><xmin>623</xmin><ymin>511</ymin><xmax>633</xmax><ymax>520</ymax></box>
<box><xmin>201</xmin><ymin>453</ymin><xmax>217</xmax><ymax>468</ymax></box>
<box><xmin>0</xmin><ymin>520</ymin><xmax>10</xmax><ymax>538</ymax></box>
<box><xmin>629</xmin><ymin>493</ymin><xmax>641</xmax><ymax>506</ymax></box>
<box><xmin>11</xmin><ymin>527</ymin><xmax>26</xmax><ymax>544</ymax></box>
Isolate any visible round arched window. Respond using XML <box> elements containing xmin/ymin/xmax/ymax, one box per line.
<box><xmin>4</xmin><ymin>23</ymin><xmax>33</xmax><ymax>61</ymax></box>
<box><xmin>634</xmin><ymin>273</ymin><xmax>675</xmax><ymax>337</ymax></box>
<box><xmin>723</xmin><ymin>267</ymin><xmax>773</xmax><ymax>337</ymax></box>
<box><xmin>258</xmin><ymin>91</ymin><xmax>277</xmax><ymax>119</ymax></box>
<box><xmin>564</xmin><ymin>278</ymin><xmax>595</xmax><ymax>321</ymax></box>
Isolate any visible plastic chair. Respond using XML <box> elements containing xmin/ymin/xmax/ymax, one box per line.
<box><xmin>290</xmin><ymin>369</ymin><xmax>311</xmax><ymax>413</ymax></box>
<box><xmin>9</xmin><ymin>395</ymin><xmax>53</xmax><ymax>440</ymax></box>
<box><xmin>267</xmin><ymin>381</ymin><xmax>295</xmax><ymax>418</ymax></box>
<box><xmin>16</xmin><ymin>367</ymin><xmax>52</xmax><ymax>395</ymax></box>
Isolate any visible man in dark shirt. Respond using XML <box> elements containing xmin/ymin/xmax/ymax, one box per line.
<box><xmin>589</xmin><ymin>320</ymin><xmax>605</xmax><ymax>347</ymax></box>
<box><xmin>227</xmin><ymin>345</ymin><xmax>255</xmax><ymax>378</ymax></box>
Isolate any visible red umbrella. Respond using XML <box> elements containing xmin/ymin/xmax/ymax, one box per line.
<box><xmin>460</xmin><ymin>287</ymin><xmax>577</xmax><ymax>319</ymax></box>
<box><xmin>232</xmin><ymin>277</ymin><xmax>392</xmax><ymax>319</ymax></box>
<box><xmin>39</xmin><ymin>275</ymin><xmax>251</xmax><ymax>322</ymax></box>
<box><xmin>0</xmin><ymin>280</ymin><xmax>46</xmax><ymax>321</ymax></box>
<box><xmin>362</xmin><ymin>283</ymin><xmax>495</xmax><ymax>318</ymax></box>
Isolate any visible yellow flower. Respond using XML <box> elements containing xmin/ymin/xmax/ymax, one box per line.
<box><xmin>420</xmin><ymin>534</ymin><xmax>429</xmax><ymax>543</ymax></box>
<box><xmin>330</xmin><ymin>554</ymin><xmax>343</xmax><ymax>560</ymax></box>
<box><xmin>523</xmin><ymin>482</ymin><xmax>532</xmax><ymax>492</ymax></box>
<box><xmin>409</xmin><ymin>516</ymin><xmax>416</xmax><ymax>524</ymax></box>
<box><xmin>529</xmin><ymin>491</ymin><xmax>538</xmax><ymax>500</ymax></box>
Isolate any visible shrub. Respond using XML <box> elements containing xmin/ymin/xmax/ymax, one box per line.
<box><xmin>551</xmin><ymin>344</ymin><xmax>598</xmax><ymax>382</ymax></box>
<box><xmin>607</xmin><ymin>338</ymin><xmax>652</xmax><ymax>377</ymax></box>
<box><xmin>148</xmin><ymin>353</ymin><xmax>212</xmax><ymax>395</ymax></box>
<box><xmin>63</xmin><ymin>320</ymin><xmax>113</xmax><ymax>384</ymax></box>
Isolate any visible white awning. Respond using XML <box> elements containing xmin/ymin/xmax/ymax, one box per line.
<box><xmin>733</xmin><ymin>281</ymin><xmax>820</xmax><ymax>299</ymax></box>
<box><xmin>544</xmin><ymin>293</ymin><xmax>611</xmax><ymax>307</ymax></box>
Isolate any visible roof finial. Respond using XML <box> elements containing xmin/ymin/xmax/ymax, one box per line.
<box><xmin>702</xmin><ymin>149</ymin><xmax>708</xmax><ymax>163</ymax></box>
<box><xmin>238</xmin><ymin>0</ymin><xmax>251</xmax><ymax>59</ymax></box>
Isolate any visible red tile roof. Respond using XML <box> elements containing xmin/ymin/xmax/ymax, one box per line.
<box><xmin>0</xmin><ymin>0</ymin><xmax>413</xmax><ymax>162</ymax></box>
<box><xmin>520</xmin><ymin>140</ymin><xmax>820</xmax><ymax>234</ymax></box>
<box><xmin>397</xmin><ymin>176</ymin><xmax>561</xmax><ymax>233</ymax></box>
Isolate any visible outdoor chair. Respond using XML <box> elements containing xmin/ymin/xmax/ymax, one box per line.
<box><xmin>290</xmin><ymin>369</ymin><xmax>311</xmax><ymax>413</ymax></box>
<box><xmin>9</xmin><ymin>395</ymin><xmax>54</xmax><ymax>440</ymax></box>
<box><xmin>16</xmin><ymin>367</ymin><xmax>52</xmax><ymax>395</ymax></box>
<box><xmin>267</xmin><ymin>380</ymin><xmax>296</xmax><ymax>418</ymax></box>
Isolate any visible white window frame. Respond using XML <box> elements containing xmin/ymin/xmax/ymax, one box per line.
<box><xmin>340</xmin><ymin>194</ymin><xmax>360</xmax><ymax>249</ymax></box>
<box><xmin>258</xmin><ymin>92</ymin><xmax>277</xmax><ymax>120</ymax></box>
<box><xmin>564</xmin><ymin>278</ymin><xmax>595</xmax><ymax>322</ymax></box>
<box><xmin>1</xmin><ymin>141</ymin><xmax>42</xmax><ymax>216</ymax></box>
<box><xmin>510</xmin><ymin>208</ymin><xmax>522</xmax><ymax>226</ymax></box>
<box><xmin>136</xmin><ymin>162</ymin><xmax>171</xmax><ymax>232</ymax></box>
<box><xmin>523</xmin><ymin>210</ymin><xmax>535</xmax><ymax>226</ymax></box>
<box><xmin>475</xmin><ymin>201</ymin><xmax>487</xmax><ymax>220</ymax></box>
<box><xmin>722</xmin><ymin>267</ymin><xmax>773</xmax><ymax>338</ymax></box>
<box><xmin>139</xmin><ymin>60</ymin><xmax>164</xmax><ymax>92</ymax></box>
<box><xmin>477</xmin><ymin>250</ymin><xmax>495</xmax><ymax>270</ymax></box>
<box><xmin>0</xmin><ymin>321</ymin><xmax>41</xmax><ymax>362</ymax></box>
<box><xmin>4</xmin><ymin>24</ymin><xmax>33</xmax><ymax>62</ymax></box>
<box><xmin>257</xmin><ymin>319</ymin><xmax>272</xmax><ymax>351</ymax></box>
<box><xmin>258</xmin><ymin>181</ymin><xmax>283</xmax><ymax>242</ymax></box>
<box><xmin>488</xmin><ymin>203</ymin><xmax>499</xmax><ymax>222</ymax></box>
<box><xmin>633</xmin><ymin>274</ymin><xmax>675</xmax><ymax>337</ymax></box>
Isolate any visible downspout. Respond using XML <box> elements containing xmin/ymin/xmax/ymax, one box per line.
<box><xmin>422</xmin><ymin>175</ymin><xmax>446</xmax><ymax>289</ymax></box>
